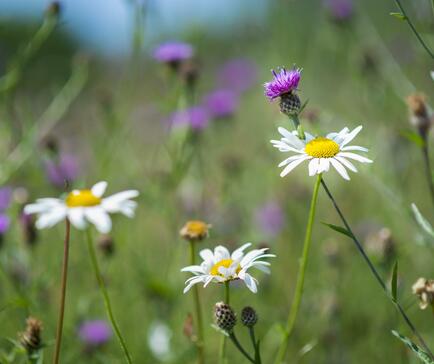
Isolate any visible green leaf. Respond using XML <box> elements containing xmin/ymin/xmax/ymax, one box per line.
<box><xmin>321</xmin><ymin>222</ymin><xmax>353</xmax><ymax>239</ymax></box>
<box><xmin>391</xmin><ymin>261</ymin><xmax>398</xmax><ymax>302</ymax></box>
<box><xmin>391</xmin><ymin>330</ymin><xmax>434</xmax><ymax>363</ymax></box>
<box><xmin>400</xmin><ymin>130</ymin><xmax>425</xmax><ymax>148</ymax></box>
<box><xmin>390</xmin><ymin>12</ymin><xmax>407</xmax><ymax>20</ymax></box>
<box><xmin>411</xmin><ymin>203</ymin><xmax>434</xmax><ymax>239</ymax></box>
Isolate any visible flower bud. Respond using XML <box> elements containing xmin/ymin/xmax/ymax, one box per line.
<box><xmin>214</xmin><ymin>302</ymin><xmax>236</xmax><ymax>332</ymax></box>
<box><xmin>406</xmin><ymin>94</ymin><xmax>432</xmax><ymax>137</ymax></box>
<box><xmin>241</xmin><ymin>306</ymin><xmax>258</xmax><ymax>327</ymax></box>
<box><xmin>180</xmin><ymin>220</ymin><xmax>211</xmax><ymax>242</ymax></box>
<box><xmin>98</xmin><ymin>234</ymin><xmax>115</xmax><ymax>257</ymax></box>
<box><xmin>279</xmin><ymin>93</ymin><xmax>301</xmax><ymax>116</ymax></box>
<box><xmin>19</xmin><ymin>317</ymin><xmax>43</xmax><ymax>353</ymax></box>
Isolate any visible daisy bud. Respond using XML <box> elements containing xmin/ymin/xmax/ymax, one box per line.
<box><xmin>412</xmin><ymin>277</ymin><xmax>434</xmax><ymax>310</ymax></box>
<box><xmin>279</xmin><ymin>92</ymin><xmax>301</xmax><ymax>117</ymax></box>
<box><xmin>214</xmin><ymin>302</ymin><xmax>237</xmax><ymax>333</ymax></box>
<box><xmin>406</xmin><ymin>94</ymin><xmax>432</xmax><ymax>137</ymax></box>
<box><xmin>180</xmin><ymin>220</ymin><xmax>211</xmax><ymax>242</ymax></box>
<box><xmin>19</xmin><ymin>317</ymin><xmax>43</xmax><ymax>353</ymax></box>
<box><xmin>97</xmin><ymin>234</ymin><xmax>115</xmax><ymax>257</ymax></box>
<box><xmin>241</xmin><ymin>306</ymin><xmax>258</xmax><ymax>327</ymax></box>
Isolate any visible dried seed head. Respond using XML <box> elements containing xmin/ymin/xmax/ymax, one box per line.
<box><xmin>412</xmin><ymin>277</ymin><xmax>434</xmax><ymax>310</ymax></box>
<box><xmin>279</xmin><ymin>93</ymin><xmax>301</xmax><ymax>116</ymax></box>
<box><xmin>97</xmin><ymin>234</ymin><xmax>115</xmax><ymax>256</ymax></box>
<box><xmin>241</xmin><ymin>306</ymin><xmax>258</xmax><ymax>327</ymax></box>
<box><xmin>180</xmin><ymin>220</ymin><xmax>211</xmax><ymax>242</ymax></box>
<box><xmin>406</xmin><ymin>94</ymin><xmax>432</xmax><ymax>136</ymax></box>
<box><xmin>214</xmin><ymin>302</ymin><xmax>236</xmax><ymax>332</ymax></box>
<box><xmin>19</xmin><ymin>317</ymin><xmax>43</xmax><ymax>353</ymax></box>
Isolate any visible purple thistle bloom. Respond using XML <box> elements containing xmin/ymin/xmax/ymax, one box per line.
<box><xmin>153</xmin><ymin>41</ymin><xmax>194</xmax><ymax>64</ymax></box>
<box><xmin>217</xmin><ymin>59</ymin><xmax>257</xmax><ymax>93</ymax></box>
<box><xmin>169</xmin><ymin>106</ymin><xmax>210</xmax><ymax>130</ymax></box>
<box><xmin>255</xmin><ymin>201</ymin><xmax>285</xmax><ymax>237</ymax></box>
<box><xmin>324</xmin><ymin>0</ymin><xmax>354</xmax><ymax>22</ymax></box>
<box><xmin>0</xmin><ymin>214</ymin><xmax>10</xmax><ymax>234</ymax></box>
<box><xmin>0</xmin><ymin>187</ymin><xmax>12</xmax><ymax>212</ymax></box>
<box><xmin>264</xmin><ymin>67</ymin><xmax>301</xmax><ymax>100</ymax></box>
<box><xmin>78</xmin><ymin>320</ymin><xmax>112</xmax><ymax>346</ymax></box>
<box><xmin>44</xmin><ymin>154</ymin><xmax>79</xmax><ymax>188</ymax></box>
<box><xmin>204</xmin><ymin>89</ymin><xmax>238</xmax><ymax>119</ymax></box>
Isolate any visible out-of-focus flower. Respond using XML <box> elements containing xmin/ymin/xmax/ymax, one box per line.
<box><xmin>324</xmin><ymin>0</ymin><xmax>354</xmax><ymax>23</ymax></box>
<box><xmin>78</xmin><ymin>320</ymin><xmax>112</xmax><ymax>346</ymax></box>
<box><xmin>412</xmin><ymin>278</ymin><xmax>434</xmax><ymax>310</ymax></box>
<box><xmin>180</xmin><ymin>220</ymin><xmax>211</xmax><ymax>242</ymax></box>
<box><xmin>97</xmin><ymin>234</ymin><xmax>115</xmax><ymax>256</ymax></box>
<box><xmin>148</xmin><ymin>321</ymin><xmax>172</xmax><ymax>361</ymax></box>
<box><xmin>204</xmin><ymin>89</ymin><xmax>239</xmax><ymax>119</ymax></box>
<box><xmin>20</xmin><ymin>212</ymin><xmax>38</xmax><ymax>247</ymax></box>
<box><xmin>217</xmin><ymin>59</ymin><xmax>257</xmax><ymax>93</ymax></box>
<box><xmin>214</xmin><ymin>302</ymin><xmax>237</xmax><ymax>332</ymax></box>
<box><xmin>406</xmin><ymin>93</ymin><xmax>432</xmax><ymax>138</ymax></box>
<box><xmin>181</xmin><ymin>243</ymin><xmax>275</xmax><ymax>293</ymax></box>
<box><xmin>364</xmin><ymin>227</ymin><xmax>395</xmax><ymax>263</ymax></box>
<box><xmin>255</xmin><ymin>201</ymin><xmax>285</xmax><ymax>237</ymax></box>
<box><xmin>44</xmin><ymin>154</ymin><xmax>79</xmax><ymax>189</ymax></box>
<box><xmin>19</xmin><ymin>317</ymin><xmax>43</xmax><ymax>354</ymax></box>
<box><xmin>271</xmin><ymin>125</ymin><xmax>372</xmax><ymax>179</ymax></box>
<box><xmin>0</xmin><ymin>187</ymin><xmax>12</xmax><ymax>211</ymax></box>
<box><xmin>169</xmin><ymin>106</ymin><xmax>210</xmax><ymax>130</ymax></box>
<box><xmin>153</xmin><ymin>41</ymin><xmax>193</xmax><ymax>69</ymax></box>
<box><xmin>0</xmin><ymin>214</ymin><xmax>10</xmax><ymax>235</ymax></box>
<box><xmin>24</xmin><ymin>181</ymin><xmax>139</xmax><ymax>233</ymax></box>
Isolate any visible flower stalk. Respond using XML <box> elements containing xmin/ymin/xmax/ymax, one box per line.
<box><xmin>218</xmin><ymin>282</ymin><xmax>230</xmax><ymax>364</ymax></box>
<box><xmin>274</xmin><ymin>173</ymin><xmax>322</xmax><ymax>364</ymax></box>
<box><xmin>52</xmin><ymin>219</ymin><xmax>70</xmax><ymax>364</ymax></box>
<box><xmin>85</xmin><ymin>229</ymin><xmax>133</xmax><ymax>364</ymax></box>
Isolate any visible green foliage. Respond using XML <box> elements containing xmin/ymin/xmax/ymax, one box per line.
<box><xmin>391</xmin><ymin>331</ymin><xmax>434</xmax><ymax>364</ymax></box>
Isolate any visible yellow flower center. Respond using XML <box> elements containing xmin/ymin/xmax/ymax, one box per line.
<box><xmin>185</xmin><ymin>221</ymin><xmax>208</xmax><ymax>235</ymax></box>
<box><xmin>305</xmin><ymin>137</ymin><xmax>340</xmax><ymax>158</ymax></box>
<box><xmin>65</xmin><ymin>189</ymin><xmax>101</xmax><ymax>207</ymax></box>
<box><xmin>210</xmin><ymin>259</ymin><xmax>241</xmax><ymax>277</ymax></box>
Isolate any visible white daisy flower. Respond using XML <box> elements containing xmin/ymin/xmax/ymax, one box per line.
<box><xmin>271</xmin><ymin>125</ymin><xmax>373</xmax><ymax>180</ymax></box>
<box><xmin>24</xmin><ymin>181</ymin><xmax>139</xmax><ymax>233</ymax></box>
<box><xmin>181</xmin><ymin>243</ymin><xmax>275</xmax><ymax>294</ymax></box>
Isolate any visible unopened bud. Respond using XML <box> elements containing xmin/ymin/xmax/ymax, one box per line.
<box><xmin>19</xmin><ymin>317</ymin><xmax>43</xmax><ymax>353</ymax></box>
<box><xmin>241</xmin><ymin>306</ymin><xmax>258</xmax><ymax>327</ymax></box>
<box><xmin>279</xmin><ymin>92</ymin><xmax>301</xmax><ymax>116</ymax></box>
<box><xmin>97</xmin><ymin>234</ymin><xmax>115</xmax><ymax>256</ymax></box>
<box><xmin>214</xmin><ymin>302</ymin><xmax>236</xmax><ymax>332</ymax></box>
<box><xmin>406</xmin><ymin>94</ymin><xmax>432</xmax><ymax>137</ymax></box>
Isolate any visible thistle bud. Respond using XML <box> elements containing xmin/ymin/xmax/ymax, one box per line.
<box><xmin>214</xmin><ymin>302</ymin><xmax>236</xmax><ymax>332</ymax></box>
<box><xmin>180</xmin><ymin>220</ymin><xmax>211</xmax><ymax>242</ymax></box>
<box><xmin>406</xmin><ymin>94</ymin><xmax>432</xmax><ymax>137</ymax></box>
<box><xmin>412</xmin><ymin>277</ymin><xmax>434</xmax><ymax>310</ymax></box>
<box><xmin>241</xmin><ymin>306</ymin><xmax>258</xmax><ymax>327</ymax></box>
<box><xmin>279</xmin><ymin>92</ymin><xmax>301</xmax><ymax>116</ymax></box>
<box><xmin>97</xmin><ymin>234</ymin><xmax>115</xmax><ymax>256</ymax></box>
<box><xmin>19</xmin><ymin>317</ymin><xmax>43</xmax><ymax>353</ymax></box>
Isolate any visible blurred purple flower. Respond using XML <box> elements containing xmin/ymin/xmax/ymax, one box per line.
<box><xmin>204</xmin><ymin>89</ymin><xmax>238</xmax><ymax>119</ymax></box>
<box><xmin>44</xmin><ymin>154</ymin><xmax>79</xmax><ymax>188</ymax></box>
<box><xmin>325</xmin><ymin>0</ymin><xmax>354</xmax><ymax>22</ymax></box>
<box><xmin>255</xmin><ymin>201</ymin><xmax>285</xmax><ymax>237</ymax></box>
<box><xmin>264</xmin><ymin>67</ymin><xmax>301</xmax><ymax>100</ymax></box>
<box><xmin>0</xmin><ymin>187</ymin><xmax>12</xmax><ymax>211</ymax></box>
<box><xmin>170</xmin><ymin>106</ymin><xmax>210</xmax><ymax>130</ymax></box>
<box><xmin>0</xmin><ymin>214</ymin><xmax>10</xmax><ymax>234</ymax></box>
<box><xmin>153</xmin><ymin>41</ymin><xmax>194</xmax><ymax>64</ymax></box>
<box><xmin>78</xmin><ymin>320</ymin><xmax>112</xmax><ymax>346</ymax></box>
<box><xmin>217</xmin><ymin>59</ymin><xmax>257</xmax><ymax>93</ymax></box>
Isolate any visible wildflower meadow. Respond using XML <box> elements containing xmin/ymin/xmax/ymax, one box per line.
<box><xmin>0</xmin><ymin>0</ymin><xmax>433</xmax><ymax>363</ymax></box>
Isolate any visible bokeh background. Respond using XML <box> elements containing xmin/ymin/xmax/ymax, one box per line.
<box><xmin>0</xmin><ymin>0</ymin><xmax>433</xmax><ymax>362</ymax></box>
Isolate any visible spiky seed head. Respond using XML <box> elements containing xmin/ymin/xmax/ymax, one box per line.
<box><xmin>279</xmin><ymin>92</ymin><xmax>301</xmax><ymax>116</ymax></box>
<box><xmin>180</xmin><ymin>220</ymin><xmax>211</xmax><ymax>242</ymax></box>
<box><xmin>214</xmin><ymin>302</ymin><xmax>236</xmax><ymax>332</ymax></box>
<box><xmin>241</xmin><ymin>306</ymin><xmax>258</xmax><ymax>327</ymax></box>
<box><xmin>19</xmin><ymin>317</ymin><xmax>43</xmax><ymax>353</ymax></box>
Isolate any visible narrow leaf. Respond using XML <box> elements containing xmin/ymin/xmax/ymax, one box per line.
<box><xmin>391</xmin><ymin>261</ymin><xmax>398</xmax><ymax>302</ymax></box>
<box><xmin>391</xmin><ymin>330</ymin><xmax>434</xmax><ymax>364</ymax></box>
<box><xmin>411</xmin><ymin>203</ymin><xmax>434</xmax><ymax>239</ymax></box>
<box><xmin>390</xmin><ymin>12</ymin><xmax>407</xmax><ymax>20</ymax></box>
<box><xmin>400</xmin><ymin>130</ymin><xmax>425</xmax><ymax>148</ymax></box>
<box><xmin>322</xmin><ymin>222</ymin><xmax>353</xmax><ymax>238</ymax></box>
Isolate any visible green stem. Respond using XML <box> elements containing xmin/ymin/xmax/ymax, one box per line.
<box><xmin>189</xmin><ymin>241</ymin><xmax>205</xmax><ymax>364</ymax></box>
<box><xmin>274</xmin><ymin>174</ymin><xmax>322</xmax><ymax>364</ymax></box>
<box><xmin>85</xmin><ymin>229</ymin><xmax>133</xmax><ymax>364</ymax></box>
<box><xmin>52</xmin><ymin>219</ymin><xmax>70</xmax><ymax>364</ymax></box>
<box><xmin>229</xmin><ymin>333</ymin><xmax>255</xmax><ymax>364</ymax></box>
<box><xmin>249</xmin><ymin>327</ymin><xmax>262</xmax><ymax>364</ymax></box>
<box><xmin>393</xmin><ymin>0</ymin><xmax>434</xmax><ymax>59</ymax></box>
<box><xmin>219</xmin><ymin>282</ymin><xmax>230</xmax><ymax>364</ymax></box>
<box><xmin>420</xmin><ymin>141</ymin><xmax>434</xmax><ymax>210</ymax></box>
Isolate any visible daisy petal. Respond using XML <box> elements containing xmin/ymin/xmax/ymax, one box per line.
<box><xmin>85</xmin><ymin>207</ymin><xmax>112</xmax><ymax>233</ymax></box>
<box><xmin>91</xmin><ymin>181</ymin><xmax>108</xmax><ymax>198</ymax></box>
<box><xmin>67</xmin><ymin>208</ymin><xmax>87</xmax><ymax>229</ymax></box>
<box><xmin>308</xmin><ymin>158</ymin><xmax>319</xmax><ymax>176</ymax></box>
<box><xmin>341</xmin><ymin>126</ymin><xmax>362</xmax><ymax>147</ymax></box>
<box><xmin>280</xmin><ymin>156</ymin><xmax>309</xmax><ymax>177</ymax></box>
<box><xmin>335</xmin><ymin>156</ymin><xmax>357</xmax><ymax>172</ymax></box>
<box><xmin>338</xmin><ymin>152</ymin><xmax>373</xmax><ymax>164</ymax></box>
<box><xmin>330</xmin><ymin>158</ymin><xmax>350</xmax><ymax>180</ymax></box>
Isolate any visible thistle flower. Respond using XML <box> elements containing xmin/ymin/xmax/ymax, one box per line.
<box><xmin>19</xmin><ymin>317</ymin><xmax>43</xmax><ymax>353</ymax></box>
<box><xmin>217</xmin><ymin>59</ymin><xmax>257</xmax><ymax>93</ymax></box>
<box><xmin>153</xmin><ymin>41</ymin><xmax>193</xmax><ymax>69</ymax></box>
<box><xmin>271</xmin><ymin>125</ymin><xmax>372</xmax><ymax>179</ymax></box>
<box><xmin>214</xmin><ymin>302</ymin><xmax>237</xmax><ymax>332</ymax></box>
<box><xmin>180</xmin><ymin>220</ymin><xmax>211</xmax><ymax>242</ymax></box>
<box><xmin>24</xmin><ymin>181</ymin><xmax>139</xmax><ymax>233</ymax></box>
<box><xmin>264</xmin><ymin>67</ymin><xmax>301</xmax><ymax>100</ymax></box>
<box><xmin>181</xmin><ymin>243</ymin><xmax>275</xmax><ymax>293</ymax></box>
<box><xmin>406</xmin><ymin>94</ymin><xmax>432</xmax><ymax>137</ymax></box>
<box><xmin>254</xmin><ymin>200</ymin><xmax>285</xmax><ymax>237</ymax></box>
<box><xmin>44</xmin><ymin>153</ymin><xmax>79</xmax><ymax>188</ymax></box>
<box><xmin>412</xmin><ymin>278</ymin><xmax>434</xmax><ymax>310</ymax></box>
<box><xmin>169</xmin><ymin>106</ymin><xmax>210</xmax><ymax>131</ymax></box>
<box><xmin>241</xmin><ymin>306</ymin><xmax>258</xmax><ymax>327</ymax></box>
<box><xmin>78</xmin><ymin>320</ymin><xmax>112</xmax><ymax>347</ymax></box>
<box><xmin>204</xmin><ymin>89</ymin><xmax>239</xmax><ymax>119</ymax></box>
<box><xmin>324</xmin><ymin>0</ymin><xmax>354</xmax><ymax>23</ymax></box>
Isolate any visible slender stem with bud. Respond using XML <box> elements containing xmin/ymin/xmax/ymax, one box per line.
<box><xmin>189</xmin><ymin>241</ymin><xmax>205</xmax><ymax>364</ymax></box>
<box><xmin>85</xmin><ymin>229</ymin><xmax>133</xmax><ymax>364</ymax></box>
<box><xmin>219</xmin><ymin>282</ymin><xmax>230</xmax><ymax>364</ymax></box>
<box><xmin>52</xmin><ymin>219</ymin><xmax>70</xmax><ymax>364</ymax></box>
<box><xmin>274</xmin><ymin>174</ymin><xmax>322</xmax><ymax>364</ymax></box>
<box><xmin>320</xmin><ymin>179</ymin><xmax>434</xmax><ymax>360</ymax></box>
